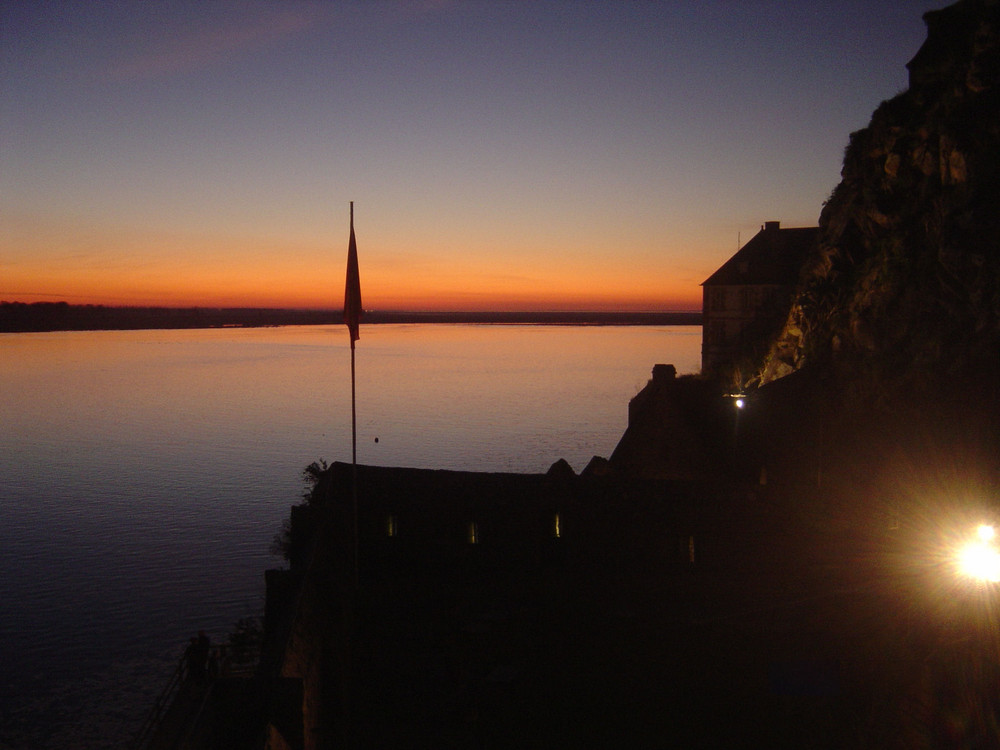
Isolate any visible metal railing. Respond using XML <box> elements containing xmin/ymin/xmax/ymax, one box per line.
<box><xmin>130</xmin><ymin>652</ymin><xmax>188</xmax><ymax>750</ymax></box>
<box><xmin>129</xmin><ymin>643</ymin><xmax>259</xmax><ymax>750</ymax></box>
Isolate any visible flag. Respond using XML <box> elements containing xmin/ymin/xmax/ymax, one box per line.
<box><xmin>344</xmin><ymin>203</ymin><xmax>362</xmax><ymax>345</ymax></box>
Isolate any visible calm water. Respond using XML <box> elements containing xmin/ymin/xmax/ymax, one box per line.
<box><xmin>0</xmin><ymin>324</ymin><xmax>701</xmax><ymax>748</ymax></box>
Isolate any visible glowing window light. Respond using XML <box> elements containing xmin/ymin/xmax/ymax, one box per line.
<box><xmin>554</xmin><ymin>512</ymin><xmax>561</xmax><ymax>538</ymax></box>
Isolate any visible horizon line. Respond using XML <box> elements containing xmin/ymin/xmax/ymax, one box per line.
<box><xmin>1</xmin><ymin>300</ymin><xmax>703</xmax><ymax>315</ymax></box>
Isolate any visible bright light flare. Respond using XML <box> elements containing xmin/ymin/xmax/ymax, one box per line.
<box><xmin>957</xmin><ymin>525</ymin><xmax>1000</xmax><ymax>583</ymax></box>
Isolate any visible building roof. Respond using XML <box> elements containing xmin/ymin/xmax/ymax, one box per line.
<box><xmin>702</xmin><ymin>222</ymin><xmax>818</xmax><ymax>287</ymax></box>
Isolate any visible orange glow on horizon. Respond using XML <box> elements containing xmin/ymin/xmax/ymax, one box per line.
<box><xmin>1</xmin><ymin>288</ymin><xmax>702</xmax><ymax>313</ymax></box>
<box><xmin>2</xmin><ymin>212</ymin><xmax>708</xmax><ymax>312</ymax></box>
<box><xmin>2</xmin><ymin>251</ymin><xmax>704</xmax><ymax>312</ymax></box>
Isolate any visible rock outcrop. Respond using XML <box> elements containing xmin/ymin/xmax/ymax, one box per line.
<box><xmin>760</xmin><ymin>0</ymin><xmax>1000</xmax><ymax>397</ymax></box>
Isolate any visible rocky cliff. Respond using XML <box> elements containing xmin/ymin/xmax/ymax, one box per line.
<box><xmin>761</xmin><ymin>0</ymin><xmax>1000</xmax><ymax>398</ymax></box>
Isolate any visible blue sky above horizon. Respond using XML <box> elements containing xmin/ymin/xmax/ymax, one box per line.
<box><xmin>1</xmin><ymin>0</ymin><xmax>952</xmax><ymax>311</ymax></box>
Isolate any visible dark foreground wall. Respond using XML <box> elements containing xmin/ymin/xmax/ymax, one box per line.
<box><xmin>258</xmin><ymin>458</ymin><xmax>1000</xmax><ymax>750</ymax></box>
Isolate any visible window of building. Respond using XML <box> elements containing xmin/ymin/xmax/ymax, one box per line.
<box><xmin>707</xmin><ymin>321</ymin><xmax>726</xmax><ymax>345</ymax></box>
<box><xmin>712</xmin><ymin>288</ymin><xmax>727</xmax><ymax>311</ymax></box>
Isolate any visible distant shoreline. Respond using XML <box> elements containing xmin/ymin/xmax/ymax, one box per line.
<box><xmin>1</xmin><ymin>302</ymin><xmax>701</xmax><ymax>333</ymax></box>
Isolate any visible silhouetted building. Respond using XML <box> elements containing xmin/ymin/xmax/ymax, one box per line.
<box><xmin>701</xmin><ymin>221</ymin><xmax>818</xmax><ymax>378</ymax></box>
<box><xmin>608</xmin><ymin>364</ymin><xmax>729</xmax><ymax>480</ymax></box>
<box><xmin>259</xmin><ymin>461</ymin><xmax>753</xmax><ymax>750</ymax></box>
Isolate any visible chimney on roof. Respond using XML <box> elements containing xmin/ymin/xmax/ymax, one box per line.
<box><xmin>652</xmin><ymin>363</ymin><xmax>676</xmax><ymax>384</ymax></box>
<box><xmin>764</xmin><ymin>221</ymin><xmax>780</xmax><ymax>232</ymax></box>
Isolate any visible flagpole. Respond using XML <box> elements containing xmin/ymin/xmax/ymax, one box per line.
<box><xmin>351</xmin><ymin>330</ymin><xmax>358</xmax><ymax>587</ymax></box>
<box><xmin>351</xmin><ymin>329</ymin><xmax>357</xmax><ymax>468</ymax></box>
<box><xmin>348</xmin><ymin>201</ymin><xmax>359</xmax><ymax>587</ymax></box>
<box><xmin>350</xmin><ymin>202</ymin><xmax>358</xmax><ymax>466</ymax></box>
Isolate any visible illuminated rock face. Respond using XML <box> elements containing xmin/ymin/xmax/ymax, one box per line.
<box><xmin>761</xmin><ymin>0</ymin><xmax>1000</xmax><ymax>391</ymax></box>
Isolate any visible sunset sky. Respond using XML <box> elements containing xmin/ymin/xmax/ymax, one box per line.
<box><xmin>2</xmin><ymin>1</ymin><xmax>950</xmax><ymax>311</ymax></box>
